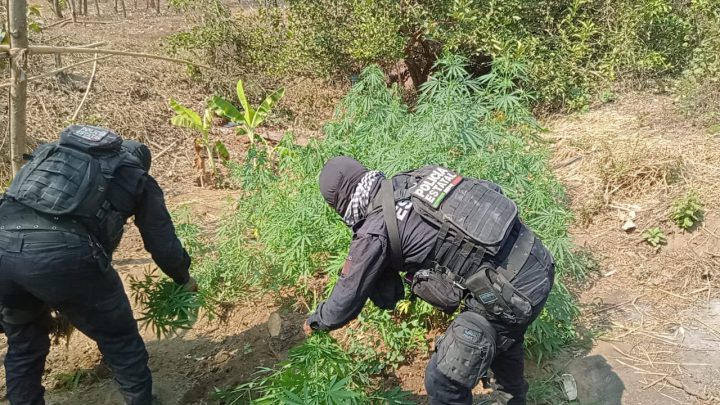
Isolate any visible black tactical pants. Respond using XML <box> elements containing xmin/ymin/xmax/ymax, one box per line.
<box><xmin>425</xmin><ymin>266</ymin><xmax>555</xmax><ymax>405</ymax></box>
<box><xmin>0</xmin><ymin>230</ymin><xmax>152</xmax><ymax>405</ymax></box>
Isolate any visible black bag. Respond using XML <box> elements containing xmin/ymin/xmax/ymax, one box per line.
<box><xmin>6</xmin><ymin>126</ymin><xmax>124</xmax><ymax>218</ymax></box>
<box><xmin>5</xmin><ymin>126</ymin><xmax>142</xmax><ymax>248</ymax></box>
<box><xmin>410</xmin><ymin>269</ymin><xmax>463</xmax><ymax>314</ymax></box>
<box><xmin>408</xmin><ymin>165</ymin><xmax>518</xmax><ymax>257</ymax></box>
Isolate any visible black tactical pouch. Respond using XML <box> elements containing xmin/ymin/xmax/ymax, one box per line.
<box><xmin>464</xmin><ymin>267</ymin><xmax>532</xmax><ymax>325</ymax></box>
<box><xmin>435</xmin><ymin>311</ymin><xmax>497</xmax><ymax>388</ymax></box>
<box><xmin>410</xmin><ymin>269</ymin><xmax>463</xmax><ymax>314</ymax></box>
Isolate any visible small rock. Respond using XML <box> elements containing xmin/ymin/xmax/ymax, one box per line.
<box><xmin>268</xmin><ymin>312</ymin><xmax>282</xmax><ymax>338</ymax></box>
<box><xmin>622</xmin><ymin>219</ymin><xmax>636</xmax><ymax>231</ymax></box>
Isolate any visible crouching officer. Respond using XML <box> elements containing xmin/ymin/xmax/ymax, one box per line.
<box><xmin>304</xmin><ymin>157</ymin><xmax>555</xmax><ymax>405</ymax></box>
<box><xmin>0</xmin><ymin>125</ymin><xmax>196</xmax><ymax>405</ymax></box>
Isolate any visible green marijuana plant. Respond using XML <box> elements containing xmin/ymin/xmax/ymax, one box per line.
<box><xmin>129</xmin><ymin>269</ymin><xmax>215</xmax><ymax>339</ymax></box>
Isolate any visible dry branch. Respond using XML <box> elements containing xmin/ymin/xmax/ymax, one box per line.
<box><xmin>0</xmin><ymin>55</ymin><xmax>113</xmax><ymax>89</ymax></box>
<box><xmin>71</xmin><ymin>54</ymin><xmax>98</xmax><ymax>121</ymax></box>
<box><xmin>58</xmin><ymin>19</ymin><xmax>115</xmax><ymax>28</ymax></box>
<box><xmin>0</xmin><ymin>45</ymin><xmax>212</xmax><ymax>69</ymax></box>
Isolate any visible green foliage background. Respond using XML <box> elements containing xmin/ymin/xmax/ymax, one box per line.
<box><xmin>170</xmin><ymin>0</ymin><xmax>720</xmax><ymax>112</ymax></box>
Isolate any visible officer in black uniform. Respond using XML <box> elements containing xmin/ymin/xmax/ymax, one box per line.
<box><xmin>0</xmin><ymin>126</ymin><xmax>195</xmax><ymax>405</ymax></box>
<box><xmin>304</xmin><ymin>157</ymin><xmax>555</xmax><ymax>405</ymax></box>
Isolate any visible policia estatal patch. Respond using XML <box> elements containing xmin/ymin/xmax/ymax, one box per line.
<box><xmin>412</xmin><ymin>167</ymin><xmax>463</xmax><ymax>208</ymax></box>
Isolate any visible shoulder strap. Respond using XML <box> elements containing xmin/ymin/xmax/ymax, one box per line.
<box><xmin>381</xmin><ymin>179</ymin><xmax>404</xmax><ymax>272</ymax></box>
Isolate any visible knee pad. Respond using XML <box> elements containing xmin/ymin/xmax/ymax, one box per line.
<box><xmin>435</xmin><ymin>311</ymin><xmax>497</xmax><ymax>389</ymax></box>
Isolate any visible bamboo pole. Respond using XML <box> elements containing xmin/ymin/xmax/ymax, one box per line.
<box><xmin>0</xmin><ymin>45</ymin><xmax>213</xmax><ymax>69</ymax></box>
<box><xmin>9</xmin><ymin>0</ymin><xmax>29</xmax><ymax>175</ymax></box>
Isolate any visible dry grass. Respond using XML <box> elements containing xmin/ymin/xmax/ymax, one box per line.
<box><xmin>547</xmin><ymin>91</ymin><xmax>720</xmax><ymax>402</ymax></box>
<box><xmin>0</xmin><ymin>3</ymin><xmax>346</xmax><ymax>189</ymax></box>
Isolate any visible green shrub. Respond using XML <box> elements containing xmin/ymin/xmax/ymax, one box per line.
<box><xmin>168</xmin><ymin>0</ymin><xmax>712</xmax><ymax>110</ymax></box>
<box><xmin>671</xmin><ymin>192</ymin><xmax>704</xmax><ymax>230</ymax></box>
<box><xmin>675</xmin><ymin>0</ymin><xmax>720</xmax><ymax>124</ymax></box>
<box><xmin>642</xmin><ymin>227</ymin><xmax>667</xmax><ymax>247</ymax></box>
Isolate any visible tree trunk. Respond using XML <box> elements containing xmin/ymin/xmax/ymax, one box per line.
<box><xmin>155</xmin><ymin>0</ymin><xmax>159</xmax><ymax>14</ymax></box>
<box><xmin>119</xmin><ymin>0</ymin><xmax>126</xmax><ymax>18</ymax></box>
<box><xmin>83</xmin><ymin>0</ymin><xmax>88</xmax><ymax>16</ymax></box>
<box><xmin>94</xmin><ymin>0</ymin><xmax>100</xmax><ymax>16</ymax></box>
<box><xmin>68</xmin><ymin>0</ymin><xmax>77</xmax><ymax>22</ymax></box>
<box><xmin>9</xmin><ymin>0</ymin><xmax>29</xmax><ymax>175</ymax></box>
<box><xmin>52</xmin><ymin>0</ymin><xmax>64</xmax><ymax>18</ymax></box>
<box><xmin>114</xmin><ymin>0</ymin><xmax>118</xmax><ymax>13</ymax></box>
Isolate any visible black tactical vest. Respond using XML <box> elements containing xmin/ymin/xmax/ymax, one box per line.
<box><xmin>379</xmin><ymin>165</ymin><xmax>538</xmax><ymax>324</ymax></box>
<box><xmin>4</xmin><ymin>125</ymin><xmax>146</xmax><ymax>252</ymax></box>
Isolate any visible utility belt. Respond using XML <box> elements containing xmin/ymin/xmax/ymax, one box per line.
<box><xmin>0</xmin><ymin>212</ymin><xmax>88</xmax><ymax>234</ymax></box>
<box><xmin>0</xmin><ymin>214</ymin><xmax>111</xmax><ymax>271</ymax></box>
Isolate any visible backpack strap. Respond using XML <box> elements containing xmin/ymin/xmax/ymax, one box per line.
<box><xmin>497</xmin><ymin>226</ymin><xmax>535</xmax><ymax>282</ymax></box>
<box><xmin>381</xmin><ymin>179</ymin><xmax>404</xmax><ymax>272</ymax></box>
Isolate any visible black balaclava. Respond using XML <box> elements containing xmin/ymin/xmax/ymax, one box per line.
<box><xmin>122</xmin><ymin>140</ymin><xmax>152</xmax><ymax>171</ymax></box>
<box><xmin>319</xmin><ymin>156</ymin><xmax>370</xmax><ymax>218</ymax></box>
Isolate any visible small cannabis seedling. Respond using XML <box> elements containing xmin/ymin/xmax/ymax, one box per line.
<box><xmin>641</xmin><ymin>227</ymin><xmax>666</xmax><ymax>248</ymax></box>
<box><xmin>671</xmin><ymin>192</ymin><xmax>704</xmax><ymax>230</ymax></box>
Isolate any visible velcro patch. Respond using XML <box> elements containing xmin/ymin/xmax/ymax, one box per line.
<box><xmin>413</xmin><ymin>167</ymin><xmax>463</xmax><ymax>208</ymax></box>
<box><xmin>74</xmin><ymin>126</ymin><xmax>109</xmax><ymax>142</ymax></box>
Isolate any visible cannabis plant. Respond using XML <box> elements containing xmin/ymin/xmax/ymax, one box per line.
<box><xmin>215</xmin><ymin>334</ymin><xmax>414</xmax><ymax>404</ymax></box>
<box><xmin>129</xmin><ymin>269</ymin><xmax>215</xmax><ymax>339</ymax></box>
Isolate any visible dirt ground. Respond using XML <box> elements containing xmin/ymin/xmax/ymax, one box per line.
<box><xmin>1</xmin><ymin>2</ymin><xmax>720</xmax><ymax>405</ymax></box>
<box><xmin>547</xmin><ymin>94</ymin><xmax>720</xmax><ymax>405</ymax></box>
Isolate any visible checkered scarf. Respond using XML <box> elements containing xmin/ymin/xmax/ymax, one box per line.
<box><xmin>343</xmin><ymin>170</ymin><xmax>384</xmax><ymax>226</ymax></box>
